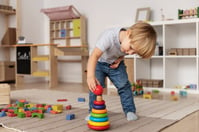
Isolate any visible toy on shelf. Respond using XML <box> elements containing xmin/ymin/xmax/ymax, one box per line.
<box><xmin>178</xmin><ymin>7</ymin><xmax>199</xmax><ymax>19</ymax></box>
<box><xmin>88</xmin><ymin>85</ymin><xmax>110</xmax><ymax>131</ymax></box>
<box><xmin>131</xmin><ymin>80</ymin><xmax>144</xmax><ymax>96</ymax></box>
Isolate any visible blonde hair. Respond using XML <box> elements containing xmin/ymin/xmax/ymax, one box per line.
<box><xmin>128</xmin><ymin>22</ymin><xmax>157</xmax><ymax>58</ymax></box>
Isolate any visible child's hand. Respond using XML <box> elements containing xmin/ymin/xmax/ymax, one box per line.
<box><xmin>110</xmin><ymin>56</ymin><xmax>124</xmax><ymax>69</ymax></box>
<box><xmin>87</xmin><ymin>77</ymin><xmax>100</xmax><ymax>92</ymax></box>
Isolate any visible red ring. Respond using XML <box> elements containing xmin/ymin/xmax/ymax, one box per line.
<box><xmin>88</xmin><ymin>124</ymin><xmax>110</xmax><ymax>130</ymax></box>
<box><xmin>94</xmin><ymin>100</ymin><xmax>105</xmax><ymax>105</ymax></box>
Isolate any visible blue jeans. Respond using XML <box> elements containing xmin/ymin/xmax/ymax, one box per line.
<box><xmin>89</xmin><ymin>61</ymin><xmax>136</xmax><ymax>115</ymax></box>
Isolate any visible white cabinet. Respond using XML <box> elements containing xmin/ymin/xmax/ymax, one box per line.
<box><xmin>108</xmin><ymin>19</ymin><xmax>199</xmax><ymax>94</ymax></box>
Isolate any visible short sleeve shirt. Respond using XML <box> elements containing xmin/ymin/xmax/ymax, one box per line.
<box><xmin>96</xmin><ymin>27</ymin><xmax>126</xmax><ymax>64</ymax></box>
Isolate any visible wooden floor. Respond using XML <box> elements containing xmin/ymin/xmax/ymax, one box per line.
<box><xmin>0</xmin><ymin>82</ymin><xmax>199</xmax><ymax>132</ymax></box>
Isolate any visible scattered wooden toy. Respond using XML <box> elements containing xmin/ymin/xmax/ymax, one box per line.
<box><xmin>78</xmin><ymin>97</ymin><xmax>86</xmax><ymax>102</ymax></box>
<box><xmin>66</xmin><ymin>114</ymin><xmax>75</xmax><ymax>120</ymax></box>
<box><xmin>57</xmin><ymin>99</ymin><xmax>67</xmax><ymax>102</ymax></box>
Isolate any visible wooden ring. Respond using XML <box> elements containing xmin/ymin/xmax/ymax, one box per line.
<box><xmin>94</xmin><ymin>100</ymin><xmax>105</xmax><ymax>105</ymax></box>
<box><xmin>89</xmin><ymin>116</ymin><xmax>108</xmax><ymax>122</ymax></box>
<box><xmin>92</xmin><ymin>108</ymin><xmax>107</xmax><ymax>114</ymax></box>
<box><xmin>88</xmin><ymin>124</ymin><xmax>110</xmax><ymax>130</ymax></box>
<box><xmin>88</xmin><ymin>120</ymin><xmax>110</xmax><ymax>127</ymax></box>
<box><xmin>91</xmin><ymin>112</ymin><xmax>108</xmax><ymax>118</ymax></box>
<box><xmin>92</xmin><ymin>104</ymin><xmax>106</xmax><ymax>110</ymax></box>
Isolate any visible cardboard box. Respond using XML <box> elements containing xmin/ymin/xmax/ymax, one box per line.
<box><xmin>183</xmin><ymin>48</ymin><xmax>189</xmax><ymax>55</ymax></box>
<box><xmin>0</xmin><ymin>61</ymin><xmax>15</xmax><ymax>82</ymax></box>
<box><xmin>0</xmin><ymin>96</ymin><xmax>10</xmax><ymax>104</ymax></box>
<box><xmin>0</xmin><ymin>84</ymin><xmax>10</xmax><ymax>104</ymax></box>
<box><xmin>1</xmin><ymin>28</ymin><xmax>16</xmax><ymax>45</ymax></box>
<box><xmin>189</xmin><ymin>48</ymin><xmax>196</xmax><ymax>55</ymax></box>
<box><xmin>177</xmin><ymin>48</ymin><xmax>183</xmax><ymax>55</ymax></box>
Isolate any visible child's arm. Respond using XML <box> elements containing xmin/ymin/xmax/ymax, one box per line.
<box><xmin>87</xmin><ymin>47</ymin><xmax>103</xmax><ymax>92</ymax></box>
<box><xmin>109</xmin><ymin>56</ymin><xmax>124</xmax><ymax>69</ymax></box>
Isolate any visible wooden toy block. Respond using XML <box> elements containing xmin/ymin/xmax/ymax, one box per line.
<box><xmin>52</xmin><ymin>104</ymin><xmax>63</xmax><ymax>113</ymax></box>
<box><xmin>66</xmin><ymin>105</ymin><xmax>72</xmax><ymax>110</ymax></box>
<box><xmin>179</xmin><ymin>90</ymin><xmax>187</xmax><ymax>96</ymax></box>
<box><xmin>0</xmin><ymin>111</ymin><xmax>7</xmax><ymax>117</ymax></box>
<box><xmin>57</xmin><ymin>99</ymin><xmax>67</xmax><ymax>102</ymax></box>
<box><xmin>32</xmin><ymin>113</ymin><xmax>44</xmax><ymax>119</ymax></box>
<box><xmin>143</xmin><ymin>94</ymin><xmax>152</xmax><ymax>99</ymax></box>
<box><xmin>18</xmin><ymin>112</ymin><xmax>25</xmax><ymax>118</ymax></box>
<box><xmin>78</xmin><ymin>97</ymin><xmax>86</xmax><ymax>102</ymax></box>
<box><xmin>66</xmin><ymin>114</ymin><xmax>75</xmax><ymax>120</ymax></box>
<box><xmin>171</xmin><ymin>96</ymin><xmax>178</xmax><ymax>101</ymax></box>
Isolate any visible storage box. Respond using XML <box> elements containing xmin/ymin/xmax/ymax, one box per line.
<box><xmin>1</xmin><ymin>28</ymin><xmax>16</xmax><ymax>45</ymax></box>
<box><xmin>0</xmin><ymin>83</ymin><xmax>10</xmax><ymax>104</ymax></box>
<box><xmin>0</xmin><ymin>61</ymin><xmax>15</xmax><ymax>82</ymax></box>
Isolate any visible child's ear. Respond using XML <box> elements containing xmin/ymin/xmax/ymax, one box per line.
<box><xmin>126</xmin><ymin>30</ymin><xmax>131</xmax><ymax>36</ymax></box>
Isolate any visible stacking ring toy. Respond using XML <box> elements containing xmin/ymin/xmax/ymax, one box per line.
<box><xmin>88</xmin><ymin>120</ymin><xmax>110</xmax><ymax>127</ymax></box>
<box><xmin>92</xmin><ymin>108</ymin><xmax>107</xmax><ymax>114</ymax></box>
<box><xmin>89</xmin><ymin>116</ymin><xmax>108</xmax><ymax>122</ymax></box>
<box><xmin>91</xmin><ymin>112</ymin><xmax>108</xmax><ymax>118</ymax></box>
<box><xmin>94</xmin><ymin>100</ymin><xmax>105</xmax><ymax>105</ymax></box>
<box><xmin>92</xmin><ymin>104</ymin><xmax>106</xmax><ymax>109</ymax></box>
<box><xmin>88</xmin><ymin>124</ymin><xmax>110</xmax><ymax>130</ymax></box>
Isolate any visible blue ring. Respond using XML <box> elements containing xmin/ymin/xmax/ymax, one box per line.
<box><xmin>92</xmin><ymin>104</ymin><xmax>106</xmax><ymax>110</ymax></box>
<box><xmin>89</xmin><ymin>116</ymin><xmax>109</xmax><ymax>122</ymax></box>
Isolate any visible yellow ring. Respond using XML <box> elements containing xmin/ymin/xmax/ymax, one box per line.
<box><xmin>88</xmin><ymin>120</ymin><xmax>110</xmax><ymax>127</ymax></box>
<box><xmin>92</xmin><ymin>108</ymin><xmax>107</xmax><ymax>114</ymax></box>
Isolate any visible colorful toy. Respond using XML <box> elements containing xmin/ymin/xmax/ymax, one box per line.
<box><xmin>57</xmin><ymin>99</ymin><xmax>67</xmax><ymax>102</ymax></box>
<box><xmin>32</xmin><ymin>113</ymin><xmax>44</xmax><ymax>119</ymax></box>
<box><xmin>131</xmin><ymin>80</ymin><xmax>144</xmax><ymax>96</ymax></box>
<box><xmin>179</xmin><ymin>90</ymin><xmax>187</xmax><ymax>97</ymax></box>
<box><xmin>66</xmin><ymin>114</ymin><xmax>75</xmax><ymax>120</ymax></box>
<box><xmin>93</xmin><ymin>85</ymin><xmax>103</xmax><ymax>95</ymax></box>
<box><xmin>78</xmin><ymin>97</ymin><xmax>86</xmax><ymax>102</ymax></box>
<box><xmin>143</xmin><ymin>93</ymin><xmax>152</xmax><ymax>99</ymax></box>
<box><xmin>52</xmin><ymin>104</ymin><xmax>63</xmax><ymax>113</ymax></box>
<box><xmin>178</xmin><ymin>7</ymin><xmax>199</xmax><ymax>19</ymax></box>
<box><xmin>88</xmin><ymin>85</ymin><xmax>110</xmax><ymax>131</ymax></box>
<box><xmin>66</xmin><ymin>105</ymin><xmax>72</xmax><ymax>110</ymax></box>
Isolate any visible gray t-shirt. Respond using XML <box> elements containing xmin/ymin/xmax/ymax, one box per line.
<box><xmin>96</xmin><ymin>27</ymin><xmax>126</xmax><ymax>64</ymax></box>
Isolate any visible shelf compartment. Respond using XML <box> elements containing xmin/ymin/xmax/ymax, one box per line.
<box><xmin>165</xmin><ymin>23</ymin><xmax>197</xmax><ymax>54</ymax></box>
<box><xmin>32</xmin><ymin>71</ymin><xmax>49</xmax><ymax>77</ymax></box>
<box><xmin>136</xmin><ymin>58</ymin><xmax>163</xmax><ymax>81</ymax></box>
<box><xmin>32</xmin><ymin>55</ymin><xmax>49</xmax><ymax>61</ymax></box>
<box><xmin>165</xmin><ymin>58</ymin><xmax>197</xmax><ymax>89</ymax></box>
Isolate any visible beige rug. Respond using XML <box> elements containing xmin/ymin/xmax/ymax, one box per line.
<box><xmin>0</xmin><ymin>89</ymin><xmax>199</xmax><ymax>132</ymax></box>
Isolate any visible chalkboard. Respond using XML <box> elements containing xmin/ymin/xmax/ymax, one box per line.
<box><xmin>16</xmin><ymin>47</ymin><xmax>31</xmax><ymax>74</ymax></box>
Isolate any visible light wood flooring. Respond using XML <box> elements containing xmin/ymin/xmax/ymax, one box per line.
<box><xmin>0</xmin><ymin>82</ymin><xmax>199</xmax><ymax>132</ymax></box>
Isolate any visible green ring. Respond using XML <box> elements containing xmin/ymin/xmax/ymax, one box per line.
<box><xmin>91</xmin><ymin>112</ymin><xmax>108</xmax><ymax>118</ymax></box>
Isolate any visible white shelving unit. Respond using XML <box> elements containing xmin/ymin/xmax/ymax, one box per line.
<box><xmin>107</xmin><ymin>19</ymin><xmax>199</xmax><ymax>94</ymax></box>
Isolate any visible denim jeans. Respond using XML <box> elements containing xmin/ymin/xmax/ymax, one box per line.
<box><xmin>89</xmin><ymin>61</ymin><xmax>136</xmax><ymax>115</ymax></box>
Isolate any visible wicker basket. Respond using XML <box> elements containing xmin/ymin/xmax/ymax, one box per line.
<box><xmin>41</xmin><ymin>5</ymin><xmax>81</xmax><ymax>20</ymax></box>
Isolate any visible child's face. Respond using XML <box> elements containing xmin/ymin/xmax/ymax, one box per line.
<box><xmin>120</xmin><ymin>36</ymin><xmax>137</xmax><ymax>55</ymax></box>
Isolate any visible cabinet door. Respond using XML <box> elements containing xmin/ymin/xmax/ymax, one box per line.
<box><xmin>73</xmin><ymin>19</ymin><xmax>80</xmax><ymax>37</ymax></box>
<box><xmin>16</xmin><ymin>47</ymin><xmax>31</xmax><ymax>74</ymax></box>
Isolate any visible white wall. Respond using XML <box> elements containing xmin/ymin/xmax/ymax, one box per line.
<box><xmin>2</xmin><ymin>0</ymin><xmax>198</xmax><ymax>83</ymax></box>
